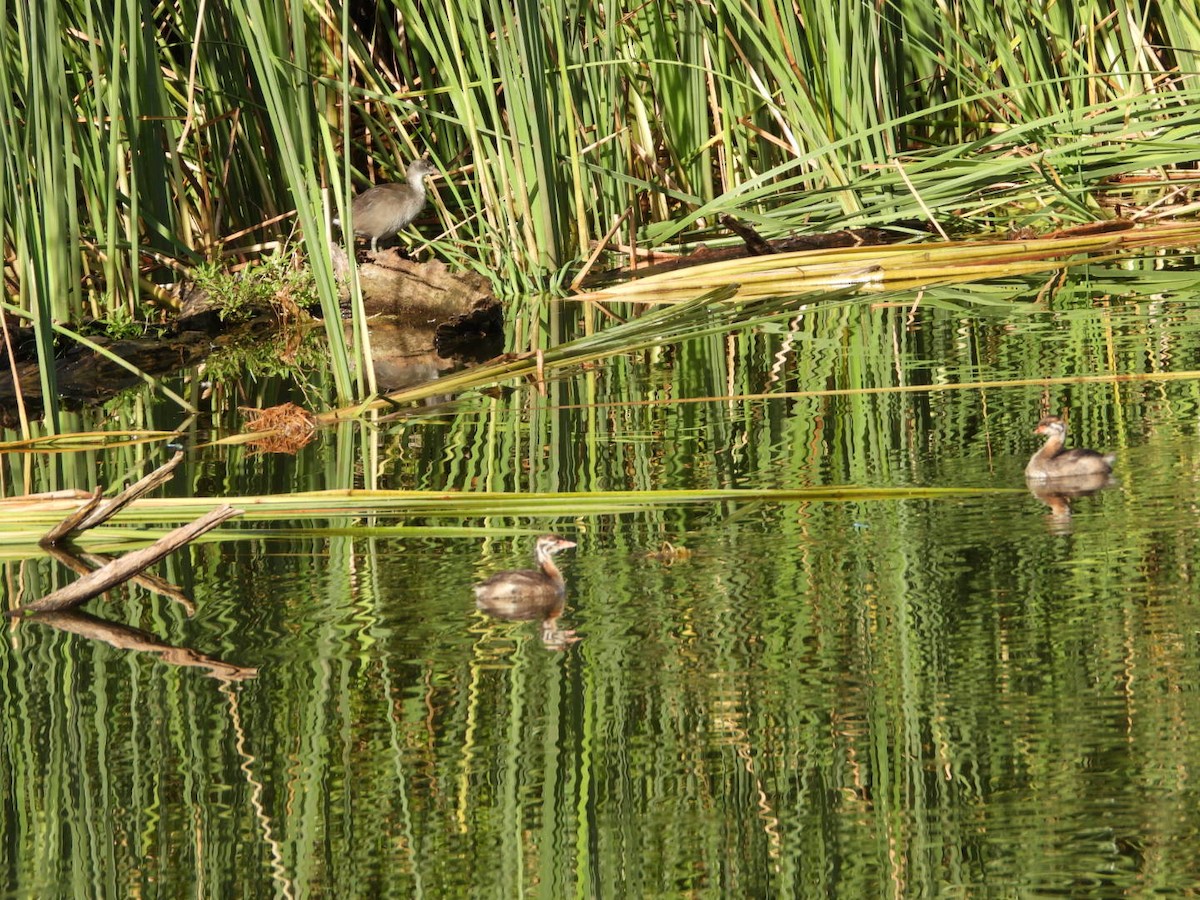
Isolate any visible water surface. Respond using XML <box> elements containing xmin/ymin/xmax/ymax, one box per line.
<box><xmin>4</xmin><ymin>262</ymin><xmax>1200</xmax><ymax>896</ymax></box>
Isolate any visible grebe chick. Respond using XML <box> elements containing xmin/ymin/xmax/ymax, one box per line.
<box><xmin>1025</xmin><ymin>415</ymin><xmax>1114</xmax><ymax>480</ymax></box>
<box><xmin>472</xmin><ymin>535</ymin><xmax>577</xmax><ymax>619</ymax></box>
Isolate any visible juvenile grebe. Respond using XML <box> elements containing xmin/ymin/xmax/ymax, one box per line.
<box><xmin>1025</xmin><ymin>415</ymin><xmax>1114</xmax><ymax>480</ymax></box>
<box><xmin>472</xmin><ymin>535</ymin><xmax>576</xmax><ymax>619</ymax></box>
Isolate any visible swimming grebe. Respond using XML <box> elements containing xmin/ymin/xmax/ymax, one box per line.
<box><xmin>472</xmin><ymin>535</ymin><xmax>576</xmax><ymax>619</ymax></box>
<box><xmin>1025</xmin><ymin>415</ymin><xmax>1114</xmax><ymax>480</ymax></box>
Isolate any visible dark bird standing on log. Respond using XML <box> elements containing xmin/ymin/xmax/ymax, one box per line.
<box><xmin>335</xmin><ymin>158</ymin><xmax>437</xmax><ymax>252</ymax></box>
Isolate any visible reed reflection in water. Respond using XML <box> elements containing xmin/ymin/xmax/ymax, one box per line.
<box><xmin>5</xmin><ymin>270</ymin><xmax>1200</xmax><ymax>894</ymax></box>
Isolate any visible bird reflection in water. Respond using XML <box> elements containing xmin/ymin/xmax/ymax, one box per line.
<box><xmin>472</xmin><ymin>535</ymin><xmax>579</xmax><ymax>649</ymax></box>
<box><xmin>1027</xmin><ymin>471</ymin><xmax>1114</xmax><ymax>533</ymax></box>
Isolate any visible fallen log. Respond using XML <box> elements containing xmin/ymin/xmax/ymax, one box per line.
<box><xmin>8</xmin><ymin>505</ymin><xmax>243</xmax><ymax>616</ymax></box>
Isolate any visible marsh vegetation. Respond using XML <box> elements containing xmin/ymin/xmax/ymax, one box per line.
<box><xmin>3</xmin><ymin>2</ymin><xmax>1200</xmax><ymax>895</ymax></box>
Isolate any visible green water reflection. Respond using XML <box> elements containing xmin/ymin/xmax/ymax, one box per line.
<box><xmin>4</xmin><ymin>264</ymin><xmax>1200</xmax><ymax>895</ymax></box>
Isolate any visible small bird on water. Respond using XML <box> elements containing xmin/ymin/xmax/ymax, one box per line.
<box><xmin>334</xmin><ymin>158</ymin><xmax>437</xmax><ymax>252</ymax></box>
<box><xmin>1025</xmin><ymin>414</ymin><xmax>1115</xmax><ymax>480</ymax></box>
<box><xmin>472</xmin><ymin>535</ymin><xmax>577</xmax><ymax>619</ymax></box>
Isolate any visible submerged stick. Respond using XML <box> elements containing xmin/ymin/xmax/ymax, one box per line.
<box><xmin>9</xmin><ymin>505</ymin><xmax>243</xmax><ymax>616</ymax></box>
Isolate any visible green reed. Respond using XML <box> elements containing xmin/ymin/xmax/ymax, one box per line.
<box><xmin>3</xmin><ymin>0</ymin><xmax>1200</xmax><ymax>414</ymax></box>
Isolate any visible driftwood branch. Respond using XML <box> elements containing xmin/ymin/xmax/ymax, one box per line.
<box><xmin>719</xmin><ymin>215</ymin><xmax>777</xmax><ymax>255</ymax></box>
<box><xmin>40</xmin><ymin>451</ymin><xmax>185</xmax><ymax>546</ymax></box>
<box><xmin>44</xmin><ymin>545</ymin><xmax>197</xmax><ymax>616</ymax></box>
<box><xmin>10</xmin><ymin>505</ymin><xmax>243</xmax><ymax>616</ymax></box>
<box><xmin>76</xmin><ymin>450</ymin><xmax>185</xmax><ymax>531</ymax></box>
<box><xmin>39</xmin><ymin>487</ymin><xmax>103</xmax><ymax>545</ymax></box>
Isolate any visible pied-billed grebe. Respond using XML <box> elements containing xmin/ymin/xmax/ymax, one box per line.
<box><xmin>335</xmin><ymin>158</ymin><xmax>437</xmax><ymax>252</ymax></box>
<box><xmin>1025</xmin><ymin>415</ymin><xmax>1114</xmax><ymax>480</ymax></box>
<box><xmin>473</xmin><ymin>534</ymin><xmax>576</xmax><ymax>619</ymax></box>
